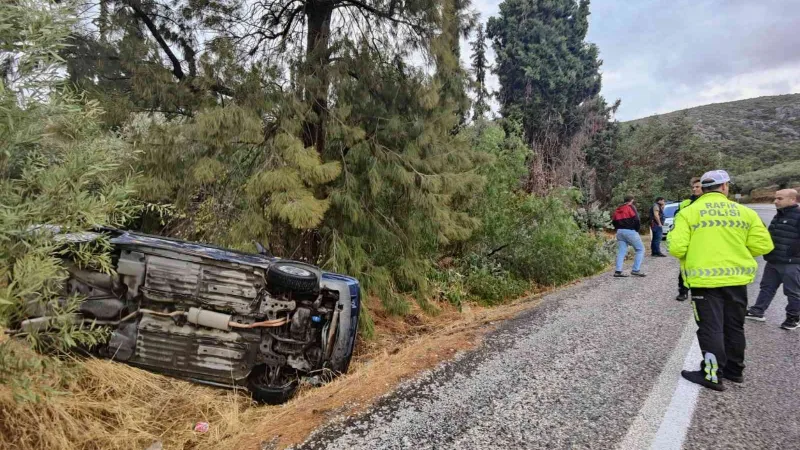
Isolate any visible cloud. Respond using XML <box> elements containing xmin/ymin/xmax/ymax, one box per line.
<box><xmin>466</xmin><ymin>0</ymin><xmax>800</xmax><ymax>120</ymax></box>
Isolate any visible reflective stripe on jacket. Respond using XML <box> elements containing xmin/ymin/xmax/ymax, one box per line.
<box><xmin>667</xmin><ymin>192</ymin><xmax>774</xmax><ymax>288</ymax></box>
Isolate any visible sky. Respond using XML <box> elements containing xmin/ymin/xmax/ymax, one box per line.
<box><xmin>463</xmin><ymin>0</ymin><xmax>800</xmax><ymax>121</ymax></box>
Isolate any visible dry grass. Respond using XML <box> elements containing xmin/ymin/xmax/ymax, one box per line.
<box><xmin>0</xmin><ymin>290</ymin><xmax>556</xmax><ymax>450</ymax></box>
<box><xmin>0</xmin><ymin>340</ymin><xmax>258</xmax><ymax>450</ymax></box>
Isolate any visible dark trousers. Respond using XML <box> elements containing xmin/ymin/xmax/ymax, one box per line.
<box><xmin>691</xmin><ymin>286</ymin><xmax>747</xmax><ymax>378</ymax></box>
<box><xmin>750</xmin><ymin>262</ymin><xmax>800</xmax><ymax>318</ymax></box>
<box><xmin>678</xmin><ymin>271</ymin><xmax>689</xmax><ymax>296</ymax></box>
<box><xmin>651</xmin><ymin>226</ymin><xmax>663</xmax><ymax>255</ymax></box>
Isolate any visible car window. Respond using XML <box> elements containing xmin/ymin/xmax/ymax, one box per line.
<box><xmin>663</xmin><ymin>204</ymin><xmax>679</xmax><ymax>218</ymax></box>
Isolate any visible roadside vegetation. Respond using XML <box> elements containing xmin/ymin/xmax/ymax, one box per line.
<box><xmin>593</xmin><ymin>114</ymin><xmax>718</xmax><ymax>208</ymax></box>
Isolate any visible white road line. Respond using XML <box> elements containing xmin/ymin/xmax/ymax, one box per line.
<box><xmin>650</xmin><ymin>336</ymin><xmax>701</xmax><ymax>450</ymax></box>
<box><xmin>617</xmin><ymin>316</ymin><xmax>700</xmax><ymax>450</ymax></box>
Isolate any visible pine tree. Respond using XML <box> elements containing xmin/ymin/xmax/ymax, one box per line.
<box><xmin>63</xmin><ymin>0</ymin><xmax>488</xmax><ymax>318</ymax></box>
<box><xmin>320</xmin><ymin>45</ymin><xmax>487</xmax><ymax>315</ymax></box>
<box><xmin>470</xmin><ymin>23</ymin><xmax>490</xmax><ymax>121</ymax></box>
<box><xmin>435</xmin><ymin>0</ymin><xmax>477</xmax><ymax>125</ymax></box>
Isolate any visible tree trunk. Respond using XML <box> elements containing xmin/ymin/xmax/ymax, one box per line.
<box><xmin>302</xmin><ymin>0</ymin><xmax>334</xmax><ymax>155</ymax></box>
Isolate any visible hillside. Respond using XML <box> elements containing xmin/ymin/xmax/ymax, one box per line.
<box><xmin>627</xmin><ymin>94</ymin><xmax>800</xmax><ymax>192</ymax></box>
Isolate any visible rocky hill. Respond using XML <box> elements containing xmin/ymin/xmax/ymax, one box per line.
<box><xmin>627</xmin><ymin>94</ymin><xmax>800</xmax><ymax>193</ymax></box>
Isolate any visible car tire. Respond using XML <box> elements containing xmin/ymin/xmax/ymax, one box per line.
<box><xmin>266</xmin><ymin>260</ymin><xmax>320</xmax><ymax>295</ymax></box>
<box><xmin>328</xmin><ymin>293</ymin><xmax>356</xmax><ymax>374</ymax></box>
<box><xmin>246</xmin><ymin>365</ymin><xmax>299</xmax><ymax>404</ymax></box>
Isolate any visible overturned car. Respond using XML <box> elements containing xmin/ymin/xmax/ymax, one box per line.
<box><xmin>13</xmin><ymin>228</ymin><xmax>361</xmax><ymax>404</ymax></box>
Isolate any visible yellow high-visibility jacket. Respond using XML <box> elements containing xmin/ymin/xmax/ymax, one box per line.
<box><xmin>668</xmin><ymin>192</ymin><xmax>774</xmax><ymax>288</ymax></box>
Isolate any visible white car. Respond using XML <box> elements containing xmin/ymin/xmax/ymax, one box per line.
<box><xmin>661</xmin><ymin>202</ymin><xmax>681</xmax><ymax>239</ymax></box>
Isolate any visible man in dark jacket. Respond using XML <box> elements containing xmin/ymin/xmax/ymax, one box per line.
<box><xmin>650</xmin><ymin>197</ymin><xmax>667</xmax><ymax>256</ymax></box>
<box><xmin>675</xmin><ymin>177</ymin><xmax>703</xmax><ymax>301</ymax></box>
<box><xmin>612</xmin><ymin>195</ymin><xmax>646</xmax><ymax>278</ymax></box>
<box><xmin>746</xmin><ymin>189</ymin><xmax>800</xmax><ymax>330</ymax></box>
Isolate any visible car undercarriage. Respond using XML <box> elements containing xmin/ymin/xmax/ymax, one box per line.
<box><xmin>11</xmin><ymin>229</ymin><xmax>361</xmax><ymax>404</ymax></box>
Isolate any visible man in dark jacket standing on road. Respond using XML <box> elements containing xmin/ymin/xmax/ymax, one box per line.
<box><xmin>675</xmin><ymin>177</ymin><xmax>703</xmax><ymax>301</ymax></box>
<box><xmin>650</xmin><ymin>197</ymin><xmax>667</xmax><ymax>257</ymax></box>
<box><xmin>746</xmin><ymin>189</ymin><xmax>800</xmax><ymax>330</ymax></box>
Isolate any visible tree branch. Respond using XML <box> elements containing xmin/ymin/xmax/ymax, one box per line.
<box><xmin>249</xmin><ymin>4</ymin><xmax>305</xmax><ymax>55</ymax></box>
<box><xmin>124</xmin><ymin>0</ymin><xmax>235</xmax><ymax>98</ymax></box>
<box><xmin>487</xmin><ymin>244</ymin><xmax>509</xmax><ymax>257</ymax></box>
<box><xmin>334</xmin><ymin>0</ymin><xmax>426</xmax><ymax>33</ymax></box>
<box><xmin>124</xmin><ymin>0</ymin><xmax>185</xmax><ymax>81</ymax></box>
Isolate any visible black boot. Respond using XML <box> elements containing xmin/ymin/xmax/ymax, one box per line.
<box><xmin>681</xmin><ymin>370</ymin><xmax>726</xmax><ymax>391</ymax></box>
<box><xmin>723</xmin><ymin>372</ymin><xmax>744</xmax><ymax>383</ymax></box>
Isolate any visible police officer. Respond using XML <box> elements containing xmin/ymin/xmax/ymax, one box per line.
<box><xmin>675</xmin><ymin>177</ymin><xmax>703</xmax><ymax>301</ymax></box>
<box><xmin>668</xmin><ymin>170</ymin><xmax>773</xmax><ymax>391</ymax></box>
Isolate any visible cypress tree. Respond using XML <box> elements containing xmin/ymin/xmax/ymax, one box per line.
<box><xmin>470</xmin><ymin>23</ymin><xmax>490</xmax><ymax>121</ymax></box>
<box><xmin>487</xmin><ymin>0</ymin><xmax>604</xmax><ymax>193</ymax></box>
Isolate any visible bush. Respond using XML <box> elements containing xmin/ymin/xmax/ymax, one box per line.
<box><xmin>462</xmin><ymin>122</ymin><xmax>614</xmax><ymax>291</ymax></box>
<box><xmin>1</xmin><ymin>0</ymin><xmax>139</xmax><ymax>366</ymax></box>
<box><xmin>501</xmin><ymin>194</ymin><xmax>613</xmax><ymax>286</ymax></box>
<box><xmin>734</xmin><ymin>160</ymin><xmax>800</xmax><ymax>194</ymax></box>
<box><xmin>574</xmin><ymin>203</ymin><xmax>612</xmax><ymax>232</ymax></box>
<box><xmin>464</xmin><ymin>267</ymin><xmax>529</xmax><ymax>306</ymax></box>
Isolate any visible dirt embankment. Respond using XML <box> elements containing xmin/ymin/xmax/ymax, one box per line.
<box><xmin>1</xmin><ymin>288</ymin><xmax>560</xmax><ymax>450</ymax></box>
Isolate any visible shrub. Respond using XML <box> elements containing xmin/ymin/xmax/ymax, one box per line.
<box><xmin>734</xmin><ymin>160</ymin><xmax>800</xmax><ymax>194</ymax></box>
<box><xmin>1</xmin><ymin>0</ymin><xmax>139</xmax><ymax>359</ymax></box>
<box><xmin>462</xmin><ymin>122</ymin><xmax>614</xmax><ymax>291</ymax></box>
<box><xmin>574</xmin><ymin>203</ymin><xmax>613</xmax><ymax>232</ymax></box>
<box><xmin>464</xmin><ymin>267</ymin><xmax>529</xmax><ymax>306</ymax></box>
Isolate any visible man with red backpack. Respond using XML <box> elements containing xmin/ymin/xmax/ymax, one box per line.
<box><xmin>612</xmin><ymin>195</ymin><xmax>646</xmax><ymax>277</ymax></box>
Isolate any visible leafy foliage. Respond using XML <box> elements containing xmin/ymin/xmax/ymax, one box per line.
<box><xmin>488</xmin><ymin>0</ymin><xmax>601</xmax><ymax>142</ymax></box>
<box><xmin>321</xmin><ymin>48</ymin><xmax>486</xmax><ymax>315</ymax></box>
<box><xmin>470</xmin><ymin>23</ymin><xmax>491</xmax><ymax>121</ymax></box>
<box><xmin>733</xmin><ymin>160</ymin><xmax>800</xmax><ymax>195</ymax></box>
<box><xmin>0</xmin><ymin>1</ymin><xmax>139</xmax><ymax>356</ymax></box>
<box><xmin>458</xmin><ymin>122</ymin><xmax>613</xmax><ymax>289</ymax></box>
<box><xmin>604</xmin><ymin>114</ymin><xmax>718</xmax><ymax>209</ymax></box>
<box><xmin>0</xmin><ymin>339</ymin><xmax>80</xmax><ymax>403</ymax></box>
<box><xmin>487</xmin><ymin>0</ymin><xmax>606</xmax><ymax>193</ymax></box>
<box><xmin>573</xmin><ymin>204</ymin><xmax>612</xmax><ymax>232</ymax></box>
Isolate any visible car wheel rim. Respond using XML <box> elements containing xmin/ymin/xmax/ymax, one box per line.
<box><xmin>278</xmin><ymin>265</ymin><xmax>312</xmax><ymax>277</ymax></box>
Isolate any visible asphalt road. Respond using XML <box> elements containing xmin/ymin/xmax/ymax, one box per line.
<box><xmin>684</xmin><ymin>203</ymin><xmax>800</xmax><ymax>449</ymax></box>
<box><xmin>297</xmin><ymin>203</ymin><xmax>799</xmax><ymax>450</ymax></box>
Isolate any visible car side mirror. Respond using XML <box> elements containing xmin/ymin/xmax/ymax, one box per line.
<box><xmin>254</xmin><ymin>241</ymin><xmax>273</xmax><ymax>257</ymax></box>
